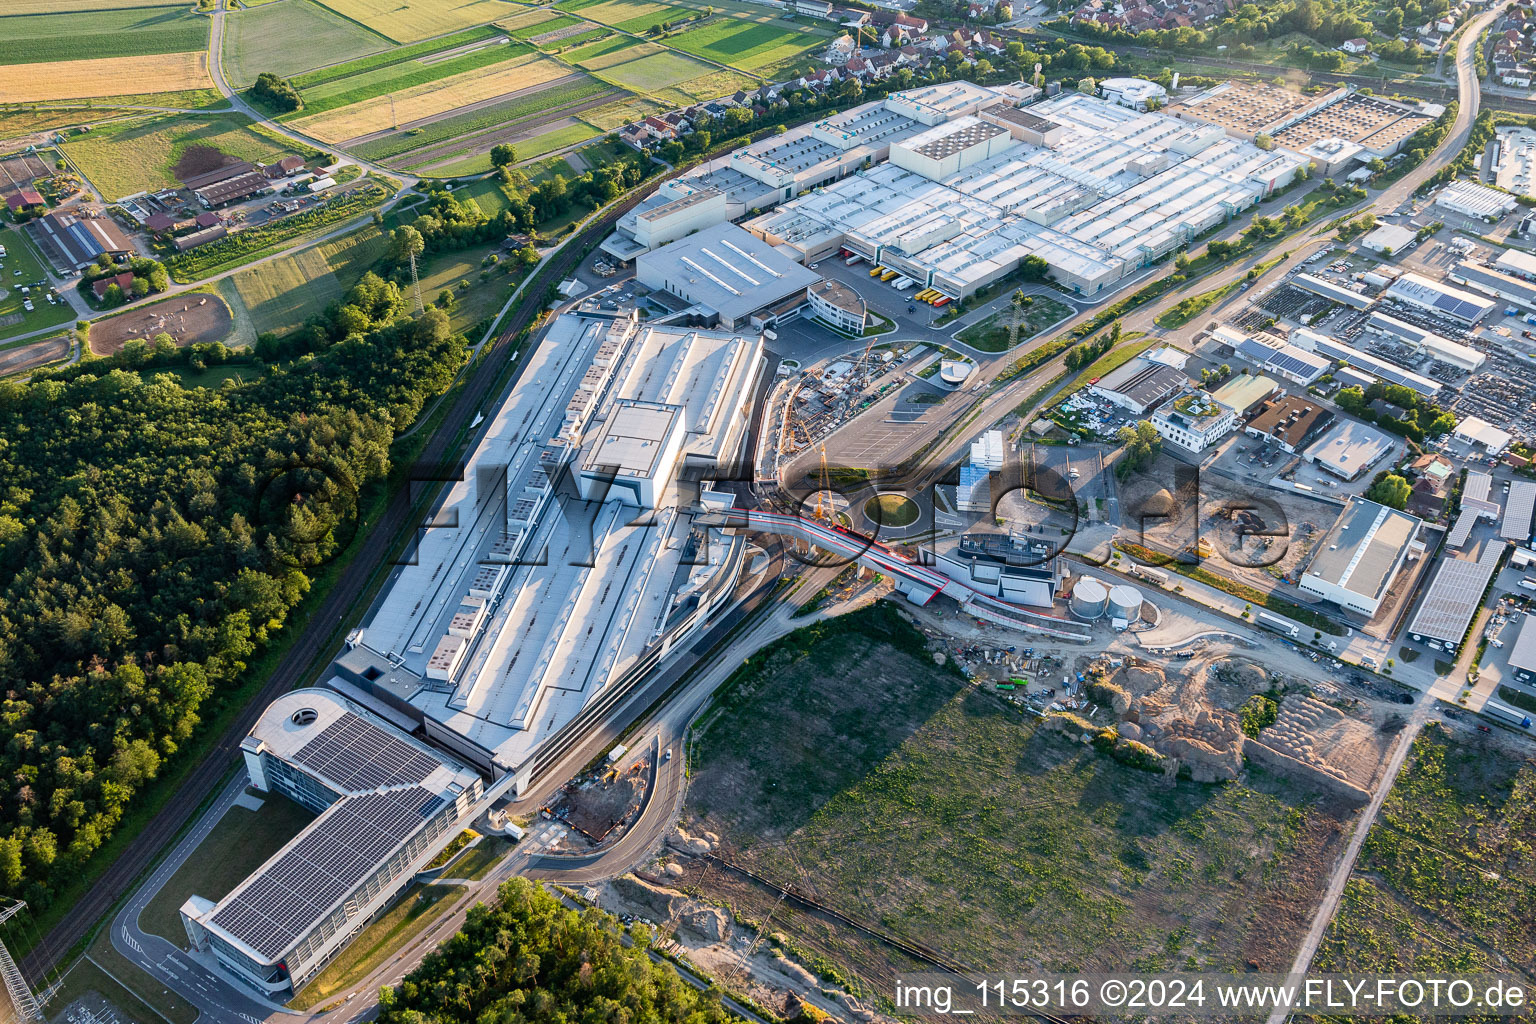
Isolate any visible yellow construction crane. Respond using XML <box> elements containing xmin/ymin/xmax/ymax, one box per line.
<box><xmin>814</xmin><ymin>443</ymin><xmax>831</xmax><ymax>521</ymax></box>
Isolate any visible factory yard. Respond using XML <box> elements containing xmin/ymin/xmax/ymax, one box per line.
<box><xmin>675</xmin><ymin>602</ymin><xmax>1375</xmax><ymax>994</ymax></box>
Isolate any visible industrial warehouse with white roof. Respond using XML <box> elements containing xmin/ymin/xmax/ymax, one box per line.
<box><xmin>327</xmin><ymin>309</ymin><xmax>764</xmax><ymax>792</ymax></box>
<box><xmin>741</xmin><ymin>89</ymin><xmax>1304</xmax><ymax>298</ymax></box>
<box><xmin>1299</xmin><ymin>497</ymin><xmax>1421</xmax><ymax>617</ymax></box>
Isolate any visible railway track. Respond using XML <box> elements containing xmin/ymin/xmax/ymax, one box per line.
<box><xmin>19</xmin><ymin>186</ymin><xmax>649</xmax><ymax>983</ymax></box>
<box><xmin>702</xmin><ymin>854</ymin><xmax>1077</xmax><ymax>1024</ymax></box>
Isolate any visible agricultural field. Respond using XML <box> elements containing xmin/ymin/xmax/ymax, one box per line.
<box><xmin>497</xmin><ymin>8</ymin><xmax>561</xmax><ymax>32</ymax></box>
<box><xmin>681</xmin><ymin>603</ymin><xmax>1349</xmax><ymax>988</ymax></box>
<box><xmin>310</xmin><ymin>0</ymin><xmax>521</xmax><ymax>43</ymax></box>
<box><xmin>0</xmin><ymin>52</ymin><xmax>212</xmax><ymax>104</ymax></box>
<box><xmin>291</xmin><ymin>38</ymin><xmax>526</xmax><ymax>119</ymax></box>
<box><xmin>60</xmin><ymin>113</ymin><xmax>301</xmax><ymax>201</ymax></box>
<box><xmin>390</xmin><ymin>76</ymin><xmax>613</xmax><ymax>167</ymax></box>
<box><xmin>665</xmin><ymin>68</ymin><xmax>754</xmax><ymax>102</ymax></box>
<box><xmin>0</xmin><ymin>7</ymin><xmax>209</xmax><ymax>66</ymax></box>
<box><xmin>586</xmin><ymin>48</ymin><xmax>716</xmax><ymax>93</ymax></box>
<box><xmin>667</xmin><ymin>18</ymin><xmax>825</xmax><ymax>75</ymax></box>
<box><xmin>0</xmin><ymin>110</ymin><xmax>137</xmax><ymax>146</ymax></box>
<box><xmin>509</xmin><ymin>12</ymin><xmax>581</xmax><ymax>37</ymax></box>
<box><xmin>293</xmin><ymin>51</ymin><xmax>571</xmax><ymax>144</ymax></box>
<box><xmin>7</xmin><ymin>0</ymin><xmax>182</xmax><ymax>12</ymax></box>
<box><xmin>516</xmin><ymin>120</ymin><xmax>599</xmax><ymax>159</ymax></box>
<box><xmin>1312</xmin><ymin>726</ymin><xmax>1536</xmax><ymax>981</ymax></box>
<box><xmin>533</xmin><ymin>26</ymin><xmax>610</xmax><ymax>49</ymax></box>
<box><xmin>564</xmin><ymin>33</ymin><xmax>644</xmax><ymax>63</ymax></box>
<box><xmin>0</xmin><ymin>229</ymin><xmax>74</xmax><ymax>344</ymax></box>
<box><xmin>221</xmin><ymin>0</ymin><xmax>390</xmax><ymax>86</ymax></box>
<box><xmin>351</xmin><ymin>74</ymin><xmax>613</xmax><ymax>161</ymax></box>
<box><xmin>415</xmin><ymin>113</ymin><xmax>597</xmax><ymax>172</ymax></box>
<box><xmin>226</xmin><ymin>225</ymin><xmax>386</xmax><ymax>335</ymax></box>
<box><xmin>582</xmin><ymin>94</ymin><xmax>664</xmax><ymax>129</ymax></box>
<box><xmin>289</xmin><ymin>25</ymin><xmax>501</xmax><ymax>88</ymax></box>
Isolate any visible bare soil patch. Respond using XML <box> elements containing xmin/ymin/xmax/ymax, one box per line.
<box><xmin>0</xmin><ymin>334</ymin><xmax>68</xmax><ymax>376</ymax></box>
<box><xmin>90</xmin><ymin>294</ymin><xmax>232</xmax><ymax>355</ymax></box>
<box><xmin>173</xmin><ymin>143</ymin><xmax>241</xmax><ymax>180</ymax></box>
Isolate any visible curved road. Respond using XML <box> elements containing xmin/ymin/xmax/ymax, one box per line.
<box><xmin>49</xmin><ymin>11</ymin><xmax>1497</xmax><ymax>1021</ymax></box>
<box><xmin>783</xmin><ymin>9</ymin><xmax>1492</xmax><ymax>497</ymax></box>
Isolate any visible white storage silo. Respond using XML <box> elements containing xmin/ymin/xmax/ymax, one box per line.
<box><xmin>1069</xmin><ymin>577</ymin><xmax>1109</xmax><ymax>620</ymax></box>
<box><xmin>1109</xmin><ymin>584</ymin><xmax>1142</xmax><ymax>623</ymax></box>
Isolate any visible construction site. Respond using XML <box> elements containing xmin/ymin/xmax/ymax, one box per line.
<box><xmin>569</xmin><ymin>594</ymin><xmax>1418</xmax><ymax>1020</ymax></box>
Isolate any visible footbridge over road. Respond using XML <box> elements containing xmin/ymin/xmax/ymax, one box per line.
<box><xmin>697</xmin><ymin>508</ymin><xmax>1092</xmax><ymax>641</ymax></box>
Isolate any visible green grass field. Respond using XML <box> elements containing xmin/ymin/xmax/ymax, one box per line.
<box><xmin>666</xmin><ymin>17</ymin><xmax>823</xmax><ymax>74</ymax></box>
<box><xmin>228</xmin><ymin>224</ymin><xmax>385</xmax><ymax>335</ymax></box>
<box><xmin>354</xmin><ymin>74</ymin><xmax>611</xmax><ymax>161</ymax></box>
<box><xmin>0</xmin><ymin>230</ymin><xmax>75</xmax><ymax>344</ymax></box>
<box><xmin>0</xmin><ymin>7</ymin><xmax>209</xmax><ymax>65</ymax></box>
<box><xmin>60</xmin><ymin>113</ymin><xmax>303</xmax><ymax>200</ymax></box>
<box><xmin>591</xmin><ymin>49</ymin><xmax>714</xmax><ymax>92</ymax></box>
<box><xmin>417</xmin><ymin>246</ymin><xmax>514</xmax><ymax>331</ymax></box>
<box><xmin>450</xmin><ymin>176</ymin><xmax>513</xmax><ymax>214</ymax></box>
<box><xmin>564</xmin><ymin>33</ymin><xmax>642</xmax><ymax>62</ymax></box>
<box><xmin>137</xmin><ymin>792</ymin><xmax>315</xmax><ymax>943</ymax></box>
<box><xmin>1313</xmin><ymin>726</ymin><xmax>1536</xmax><ymax>980</ymax></box>
<box><xmin>289</xmin><ymin>25</ymin><xmax>500</xmax><ymax>87</ymax></box>
<box><xmin>222</xmin><ymin>0</ymin><xmax>390</xmax><ymax>86</ymax></box>
<box><xmin>288</xmin><ymin>37</ymin><xmax>527</xmax><ymax>119</ymax></box>
<box><xmin>953</xmin><ymin>296</ymin><xmax>1074</xmax><ymax>352</ymax></box>
<box><xmin>684</xmin><ymin>603</ymin><xmax>1346</xmax><ymax>985</ymax></box>
<box><xmin>518</xmin><ymin>120</ymin><xmax>599</xmax><ymax>159</ymax></box>
<box><xmin>288</xmin><ymin>884</ymin><xmax>466</xmax><ymax>1010</ymax></box>
<box><xmin>612</xmin><ymin>4</ymin><xmax>696</xmax><ymax>31</ymax></box>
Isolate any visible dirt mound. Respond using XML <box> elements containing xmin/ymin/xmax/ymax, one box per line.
<box><xmin>1216</xmin><ymin>660</ymin><xmax>1270</xmax><ymax>691</ymax></box>
<box><xmin>173</xmin><ymin>144</ymin><xmax>238</xmax><ymax>180</ymax></box>
<box><xmin>1120</xmin><ymin>665</ymin><xmax>1167</xmax><ymax>695</ymax></box>
<box><xmin>611</xmin><ymin>874</ymin><xmax>732</xmax><ymax>940</ymax></box>
<box><xmin>1143</xmin><ymin>488</ymin><xmax>1176</xmax><ymax>517</ymax></box>
<box><xmin>1141</xmin><ymin>708</ymin><xmax>1245</xmax><ymax>782</ymax></box>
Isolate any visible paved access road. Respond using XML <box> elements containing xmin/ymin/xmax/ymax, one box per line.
<box><xmin>784</xmin><ymin>9</ymin><xmax>1494</xmax><ymax>502</ymax></box>
<box><xmin>55</xmin><ymin>11</ymin><xmax>1497</xmax><ymax>1017</ymax></box>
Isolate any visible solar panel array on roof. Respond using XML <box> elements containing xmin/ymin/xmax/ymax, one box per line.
<box><xmin>292</xmin><ymin>713</ymin><xmax>439</xmax><ymax>792</ymax></box>
<box><xmin>210</xmin><ymin>787</ymin><xmax>442</xmax><ymax>959</ymax></box>
<box><xmin>1407</xmin><ymin>545</ymin><xmax>1503</xmax><ymax>643</ymax></box>
<box><xmin>1268</xmin><ymin>350</ymin><xmax>1324</xmax><ymax>379</ymax></box>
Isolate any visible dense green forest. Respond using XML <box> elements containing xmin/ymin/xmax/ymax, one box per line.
<box><xmin>0</xmin><ymin>276</ymin><xmax>462</xmax><ymax>909</ymax></box>
<box><xmin>378</xmin><ymin>879</ymin><xmax>744</xmax><ymax>1024</ymax></box>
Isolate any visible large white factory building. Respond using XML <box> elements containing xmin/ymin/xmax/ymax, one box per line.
<box><xmin>742</xmin><ymin>89</ymin><xmax>1303</xmax><ymax>298</ymax></box>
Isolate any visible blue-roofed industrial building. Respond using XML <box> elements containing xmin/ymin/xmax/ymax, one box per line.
<box><xmin>25</xmin><ymin>208</ymin><xmax>134</xmax><ymax>272</ymax></box>
<box><xmin>1386</xmin><ymin>272</ymin><xmax>1496</xmax><ymax>324</ymax></box>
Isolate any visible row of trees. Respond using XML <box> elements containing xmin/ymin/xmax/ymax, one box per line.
<box><xmin>0</xmin><ymin>277</ymin><xmax>466</xmax><ymax>908</ymax></box>
<box><xmin>379</xmin><ymin>879</ymin><xmax>747</xmax><ymax>1024</ymax></box>
<box><xmin>1059</xmin><ymin>0</ymin><xmax>1437</xmax><ymax>62</ymax></box>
